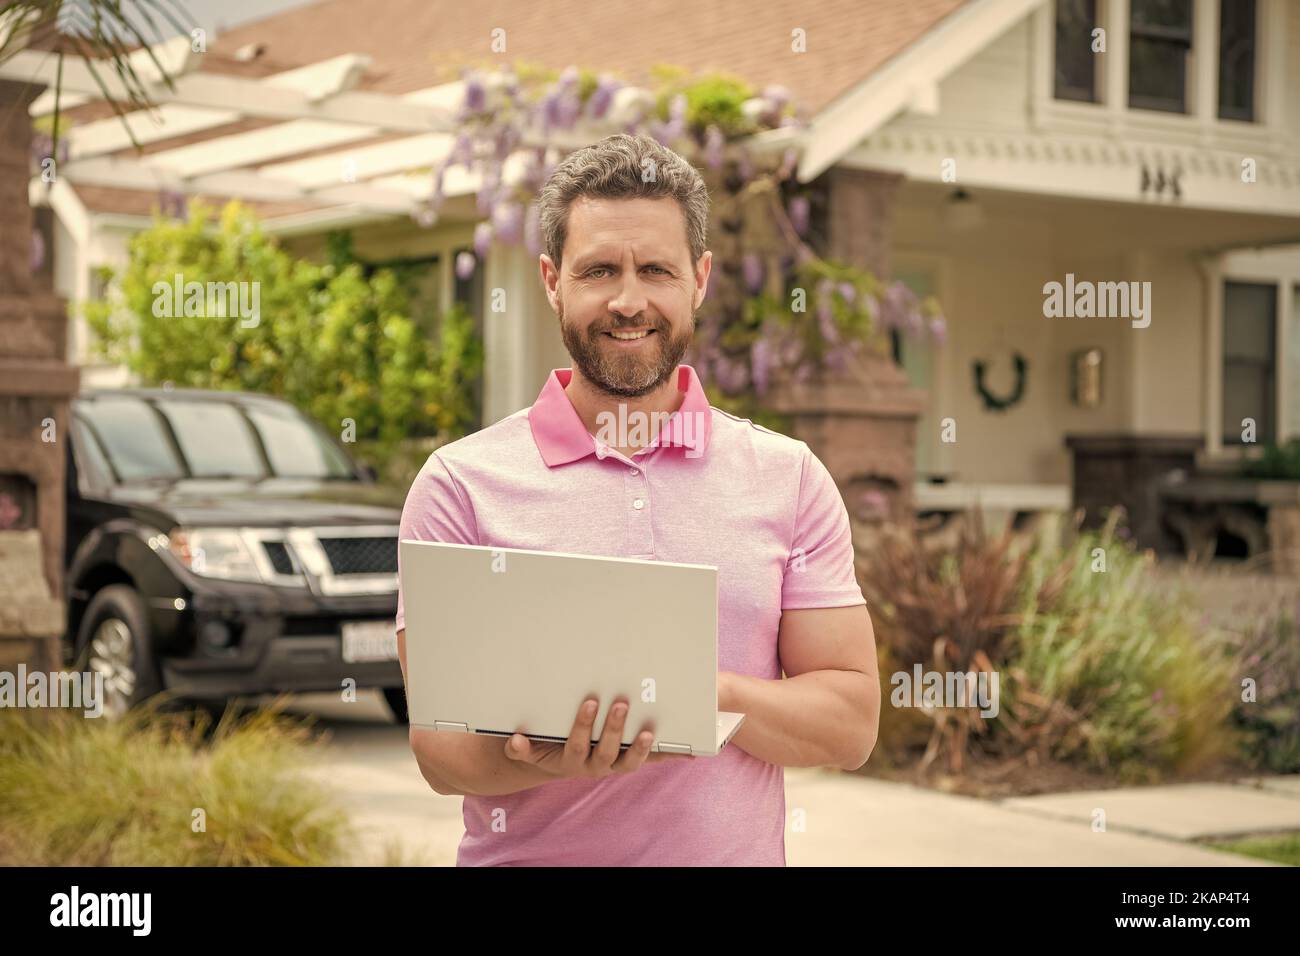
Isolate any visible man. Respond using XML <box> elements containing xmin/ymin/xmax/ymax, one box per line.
<box><xmin>397</xmin><ymin>133</ymin><xmax>879</xmax><ymax>866</ymax></box>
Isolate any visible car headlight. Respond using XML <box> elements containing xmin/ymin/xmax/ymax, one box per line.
<box><xmin>168</xmin><ymin>528</ymin><xmax>264</xmax><ymax>582</ymax></box>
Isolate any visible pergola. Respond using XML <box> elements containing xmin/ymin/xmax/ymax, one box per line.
<box><xmin>4</xmin><ymin>36</ymin><xmax>799</xmax><ymax>234</ymax></box>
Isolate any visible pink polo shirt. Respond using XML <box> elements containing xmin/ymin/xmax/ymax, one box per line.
<box><xmin>396</xmin><ymin>364</ymin><xmax>865</xmax><ymax>866</ymax></box>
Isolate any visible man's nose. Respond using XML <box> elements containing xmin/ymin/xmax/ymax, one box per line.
<box><xmin>608</xmin><ymin>274</ymin><xmax>648</xmax><ymax>317</ymax></box>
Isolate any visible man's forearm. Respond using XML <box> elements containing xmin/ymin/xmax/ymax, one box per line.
<box><xmin>410</xmin><ymin>728</ymin><xmax>555</xmax><ymax>797</ymax></box>
<box><xmin>720</xmin><ymin>669</ymin><xmax>878</xmax><ymax>770</ymax></box>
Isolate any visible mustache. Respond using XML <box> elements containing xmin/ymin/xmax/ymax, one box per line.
<box><xmin>596</xmin><ymin>317</ymin><xmax>666</xmax><ymax>333</ymax></box>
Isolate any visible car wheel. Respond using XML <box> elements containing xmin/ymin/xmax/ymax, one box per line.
<box><xmin>382</xmin><ymin>686</ymin><xmax>409</xmax><ymax>724</ymax></box>
<box><xmin>77</xmin><ymin>585</ymin><xmax>163</xmax><ymax>719</ymax></box>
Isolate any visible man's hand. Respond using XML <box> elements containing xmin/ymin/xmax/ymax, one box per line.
<box><xmin>504</xmin><ymin>696</ymin><xmax>691</xmax><ymax>779</ymax></box>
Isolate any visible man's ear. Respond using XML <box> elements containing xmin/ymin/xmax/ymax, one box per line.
<box><xmin>540</xmin><ymin>254</ymin><xmax>561</xmax><ymax>313</ymax></box>
<box><xmin>693</xmin><ymin>250</ymin><xmax>713</xmax><ymax>311</ymax></box>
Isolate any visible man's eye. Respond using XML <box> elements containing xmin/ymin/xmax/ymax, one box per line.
<box><xmin>588</xmin><ymin>268</ymin><xmax>612</xmax><ymax>278</ymax></box>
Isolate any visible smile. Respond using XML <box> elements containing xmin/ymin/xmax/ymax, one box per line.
<box><xmin>605</xmin><ymin>329</ymin><xmax>655</xmax><ymax>341</ymax></box>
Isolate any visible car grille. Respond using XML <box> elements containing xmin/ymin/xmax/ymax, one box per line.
<box><xmin>319</xmin><ymin>536</ymin><xmax>398</xmax><ymax>575</ymax></box>
<box><xmin>262</xmin><ymin>541</ymin><xmax>295</xmax><ymax>575</ymax></box>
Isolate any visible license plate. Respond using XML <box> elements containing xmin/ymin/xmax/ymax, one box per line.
<box><xmin>341</xmin><ymin>621</ymin><xmax>398</xmax><ymax>663</ymax></box>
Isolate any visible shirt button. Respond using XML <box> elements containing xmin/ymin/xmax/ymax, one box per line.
<box><xmin>629</xmin><ymin>467</ymin><xmax>639</xmax><ymax>475</ymax></box>
<box><xmin>633</xmin><ymin>498</ymin><xmax>644</xmax><ymax>510</ymax></box>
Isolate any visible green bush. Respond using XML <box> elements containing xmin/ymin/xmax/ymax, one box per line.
<box><xmin>0</xmin><ymin>701</ymin><xmax>349</xmax><ymax>866</ymax></box>
<box><xmin>84</xmin><ymin>201</ymin><xmax>482</xmax><ymax>456</ymax></box>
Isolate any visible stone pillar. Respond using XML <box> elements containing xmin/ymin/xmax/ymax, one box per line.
<box><xmin>767</xmin><ymin>167</ymin><xmax>923</xmax><ymax>522</ymax></box>
<box><xmin>0</xmin><ymin>79</ymin><xmax>80</xmax><ymax>674</ymax></box>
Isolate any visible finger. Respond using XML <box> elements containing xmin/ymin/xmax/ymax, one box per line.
<box><xmin>562</xmin><ymin>698</ymin><xmax>600</xmax><ymax>772</ymax></box>
<box><xmin>504</xmin><ymin>733</ymin><xmax>533</xmax><ymax>763</ymax></box>
<box><xmin>590</xmin><ymin>698</ymin><xmax>630</xmax><ymax>769</ymax></box>
<box><xmin>612</xmin><ymin>729</ymin><xmax>655</xmax><ymax>773</ymax></box>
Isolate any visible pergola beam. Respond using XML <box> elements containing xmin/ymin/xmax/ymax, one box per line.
<box><xmin>2</xmin><ymin>48</ymin><xmax>446</xmax><ymax>133</ymax></box>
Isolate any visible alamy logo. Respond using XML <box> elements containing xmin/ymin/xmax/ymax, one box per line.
<box><xmin>50</xmin><ymin>886</ymin><xmax>151</xmax><ymax>936</ymax></box>
<box><xmin>594</xmin><ymin>407</ymin><xmax>707</xmax><ymax>459</ymax></box>
<box><xmin>152</xmin><ymin>273</ymin><xmax>261</xmax><ymax>328</ymax></box>
<box><xmin>1043</xmin><ymin>273</ymin><xmax>1151</xmax><ymax>329</ymax></box>
<box><xmin>0</xmin><ymin>666</ymin><xmax>103</xmax><ymax>718</ymax></box>
<box><xmin>890</xmin><ymin>665</ymin><xmax>1000</xmax><ymax>719</ymax></box>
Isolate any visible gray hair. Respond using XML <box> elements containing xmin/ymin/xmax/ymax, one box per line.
<box><xmin>536</xmin><ymin>133</ymin><xmax>710</xmax><ymax>271</ymax></box>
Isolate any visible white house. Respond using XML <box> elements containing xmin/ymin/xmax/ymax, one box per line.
<box><xmin>16</xmin><ymin>0</ymin><xmax>1300</xmax><ymax>548</ymax></box>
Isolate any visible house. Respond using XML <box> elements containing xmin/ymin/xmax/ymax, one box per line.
<box><xmin>19</xmin><ymin>0</ymin><xmax>1300</xmax><ymax>553</ymax></box>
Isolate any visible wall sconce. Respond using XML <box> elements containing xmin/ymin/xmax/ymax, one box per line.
<box><xmin>944</xmin><ymin>188</ymin><xmax>984</xmax><ymax>232</ymax></box>
<box><xmin>1071</xmin><ymin>348</ymin><xmax>1103</xmax><ymax>407</ymax></box>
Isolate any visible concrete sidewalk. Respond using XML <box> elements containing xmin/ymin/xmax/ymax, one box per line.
<box><xmin>289</xmin><ymin>692</ymin><xmax>1292</xmax><ymax>866</ymax></box>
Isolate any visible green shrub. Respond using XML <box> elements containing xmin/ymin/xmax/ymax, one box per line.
<box><xmin>0</xmin><ymin>701</ymin><xmax>350</xmax><ymax>866</ymax></box>
<box><xmin>84</xmin><ymin>201</ymin><xmax>482</xmax><ymax>455</ymax></box>
<box><xmin>860</xmin><ymin>512</ymin><xmax>1241</xmax><ymax>781</ymax></box>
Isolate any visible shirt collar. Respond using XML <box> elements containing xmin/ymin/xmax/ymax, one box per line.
<box><xmin>528</xmin><ymin>364</ymin><xmax>713</xmax><ymax>467</ymax></box>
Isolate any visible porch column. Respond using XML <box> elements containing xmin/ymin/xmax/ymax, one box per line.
<box><xmin>768</xmin><ymin>167</ymin><xmax>925</xmax><ymax>523</ymax></box>
<box><xmin>0</xmin><ymin>79</ymin><xmax>80</xmax><ymax>675</ymax></box>
<box><xmin>482</xmin><ymin>242</ymin><xmax>536</xmax><ymax>424</ymax></box>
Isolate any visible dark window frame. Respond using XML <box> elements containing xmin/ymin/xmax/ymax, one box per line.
<box><xmin>1217</xmin><ymin>0</ymin><xmax>1257</xmax><ymax>122</ymax></box>
<box><xmin>1054</xmin><ymin>0</ymin><xmax>1101</xmax><ymax>103</ymax></box>
<box><xmin>1128</xmin><ymin>0</ymin><xmax>1195</xmax><ymax>114</ymax></box>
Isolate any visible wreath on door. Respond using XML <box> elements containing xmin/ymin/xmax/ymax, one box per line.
<box><xmin>973</xmin><ymin>351</ymin><xmax>1028</xmax><ymax>412</ymax></box>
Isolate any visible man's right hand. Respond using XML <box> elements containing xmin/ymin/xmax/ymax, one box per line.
<box><xmin>503</xmin><ymin>696</ymin><xmax>690</xmax><ymax>779</ymax></box>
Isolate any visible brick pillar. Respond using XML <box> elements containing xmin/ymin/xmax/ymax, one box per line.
<box><xmin>0</xmin><ymin>79</ymin><xmax>79</xmax><ymax>673</ymax></box>
<box><xmin>768</xmin><ymin>166</ymin><xmax>923</xmax><ymax>522</ymax></box>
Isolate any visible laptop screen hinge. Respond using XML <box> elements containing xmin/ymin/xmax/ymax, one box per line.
<box><xmin>657</xmin><ymin>741</ymin><xmax>692</xmax><ymax>755</ymax></box>
<box><xmin>434</xmin><ymin>721</ymin><xmax>470</xmax><ymax>733</ymax></box>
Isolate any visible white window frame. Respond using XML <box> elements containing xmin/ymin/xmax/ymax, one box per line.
<box><xmin>1203</xmin><ymin>248</ymin><xmax>1300</xmax><ymax>461</ymax></box>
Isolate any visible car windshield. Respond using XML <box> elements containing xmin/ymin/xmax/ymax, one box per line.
<box><xmin>77</xmin><ymin>394</ymin><xmax>356</xmax><ymax>482</ymax></box>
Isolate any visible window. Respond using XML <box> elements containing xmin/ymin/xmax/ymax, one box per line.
<box><xmin>1054</xmin><ymin>0</ymin><xmax>1099</xmax><ymax>102</ymax></box>
<box><xmin>1221</xmin><ymin>281</ymin><xmax>1277</xmax><ymax>445</ymax></box>
<box><xmin>1218</xmin><ymin>0</ymin><xmax>1257</xmax><ymax>121</ymax></box>
<box><xmin>1129</xmin><ymin>0</ymin><xmax>1193</xmax><ymax>113</ymax></box>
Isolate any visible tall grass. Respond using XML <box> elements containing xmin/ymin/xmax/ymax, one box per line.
<box><xmin>1005</xmin><ymin>514</ymin><xmax>1240</xmax><ymax>781</ymax></box>
<box><xmin>0</xmin><ymin>701</ymin><xmax>351</xmax><ymax>866</ymax></box>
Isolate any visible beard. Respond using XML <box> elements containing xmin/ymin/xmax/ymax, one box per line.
<box><xmin>559</xmin><ymin>301</ymin><xmax>695</xmax><ymax>399</ymax></box>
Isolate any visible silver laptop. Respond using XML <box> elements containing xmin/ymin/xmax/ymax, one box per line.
<box><xmin>399</xmin><ymin>540</ymin><xmax>745</xmax><ymax>756</ymax></box>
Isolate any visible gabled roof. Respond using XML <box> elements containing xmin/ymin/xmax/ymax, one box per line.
<box><xmin>20</xmin><ymin>0</ymin><xmax>1051</xmax><ymax>223</ymax></box>
<box><xmin>213</xmin><ymin>0</ymin><xmax>972</xmax><ymax>114</ymax></box>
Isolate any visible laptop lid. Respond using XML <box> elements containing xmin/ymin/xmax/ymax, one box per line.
<box><xmin>400</xmin><ymin>540</ymin><xmax>728</xmax><ymax>755</ymax></box>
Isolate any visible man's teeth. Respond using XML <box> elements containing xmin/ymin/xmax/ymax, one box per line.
<box><xmin>608</xmin><ymin>329</ymin><xmax>652</xmax><ymax>340</ymax></box>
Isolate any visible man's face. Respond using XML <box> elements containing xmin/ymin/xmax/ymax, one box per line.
<box><xmin>541</xmin><ymin>196</ymin><xmax>711</xmax><ymax>398</ymax></box>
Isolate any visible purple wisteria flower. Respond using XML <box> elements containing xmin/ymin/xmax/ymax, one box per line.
<box><xmin>455</xmin><ymin>250</ymin><xmax>477</xmax><ymax>280</ymax></box>
<box><xmin>473</xmin><ymin>222</ymin><xmax>493</xmax><ymax>258</ymax></box>
<box><xmin>817</xmin><ymin>299</ymin><xmax>839</xmax><ymax>343</ymax></box>
<box><xmin>787</xmin><ymin>195</ymin><xmax>810</xmax><ymax>236</ymax></box>
<box><xmin>30</xmin><ymin>229</ymin><xmax>45</xmax><ymax>273</ymax></box>
<box><xmin>492</xmin><ymin>201</ymin><xmax>524</xmax><ymax>243</ymax></box>
<box><xmin>741</xmin><ymin>253</ymin><xmax>765</xmax><ymax>295</ymax></box>
<box><xmin>586</xmin><ymin>74</ymin><xmax>622</xmax><ymax>120</ymax></box>
<box><xmin>461</xmin><ymin>71</ymin><xmax>487</xmax><ymax>116</ymax></box>
<box><xmin>750</xmin><ymin>336</ymin><xmax>774</xmax><ymax>395</ymax></box>
<box><xmin>703</xmin><ymin>125</ymin><xmax>726</xmax><ymax>170</ymax></box>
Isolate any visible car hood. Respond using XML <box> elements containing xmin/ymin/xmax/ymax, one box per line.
<box><xmin>104</xmin><ymin>479</ymin><xmax>404</xmax><ymax>529</ymax></box>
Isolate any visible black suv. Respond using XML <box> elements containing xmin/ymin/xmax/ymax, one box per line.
<box><xmin>64</xmin><ymin>387</ymin><xmax>408</xmax><ymax>722</ymax></box>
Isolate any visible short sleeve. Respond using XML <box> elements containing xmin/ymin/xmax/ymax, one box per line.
<box><xmin>395</xmin><ymin>452</ymin><xmax>479</xmax><ymax>632</ymax></box>
<box><xmin>779</xmin><ymin>447</ymin><xmax>866</xmax><ymax>610</ymax></box>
